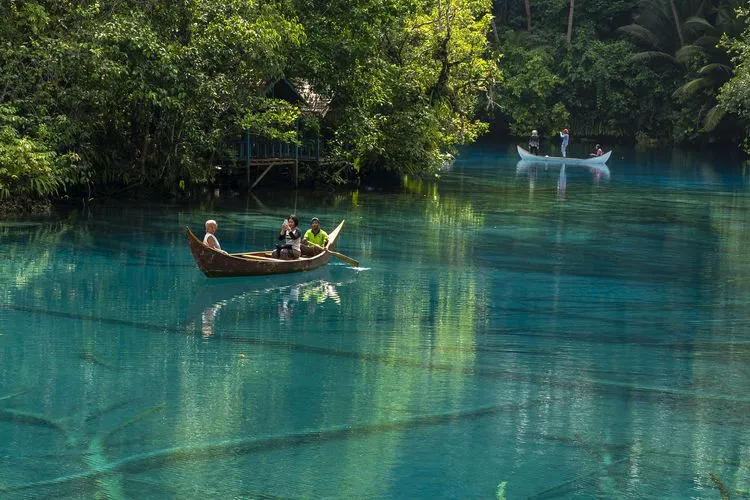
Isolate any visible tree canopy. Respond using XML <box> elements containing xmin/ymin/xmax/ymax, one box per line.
<box><xmin>2</xmin><ymin>0</ymin><xmax>750</xmax><ymax>206</ymax></box>
<box><xmin>0</xmin><ymin>0</ymin><xmax>499</xmax><ymax>202</ymax></box>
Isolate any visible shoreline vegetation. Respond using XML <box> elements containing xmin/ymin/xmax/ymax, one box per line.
<box><xmin>2</xmin><ymin>0</ymin><xmax>750</xmax><ymax>213</ymax></box>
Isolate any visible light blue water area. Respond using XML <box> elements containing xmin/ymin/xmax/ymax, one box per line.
<box><xmin>2</xmin><ymin>144</ymin><xmax>750</xmax><ymax>498</ymax></box>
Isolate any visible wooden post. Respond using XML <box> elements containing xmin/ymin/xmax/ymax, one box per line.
<box><xmin>246</xmin><ymin>130</ymin><xmax>251</xmax><ymax>188</ymax></box>
<box><xmin>295</xmin><ymin>120</ymin><xmax>299</xmax><ymax>188</ymax></box>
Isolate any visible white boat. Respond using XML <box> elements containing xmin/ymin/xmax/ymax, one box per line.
<box><xmin>517</xmin><ymin>145</ymin><xmax>611</xmax><ymax>164</ymax></box>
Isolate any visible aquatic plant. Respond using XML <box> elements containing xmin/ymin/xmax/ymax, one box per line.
<box><xmin>496</xmin><ymin>481</ymin><xmax>507</xmax><ymax>500</ymax></box>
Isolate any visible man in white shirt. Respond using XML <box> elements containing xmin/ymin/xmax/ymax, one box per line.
<box><xmin>203</xmin><ymin>220</ymin><xmax>227</xmax><ymax>253</ymax></box>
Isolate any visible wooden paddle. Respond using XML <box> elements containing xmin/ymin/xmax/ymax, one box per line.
<box><xmin>309</xmin><ymin>242</ymin><xmax>359</xmax><ymax>267</ymax></box>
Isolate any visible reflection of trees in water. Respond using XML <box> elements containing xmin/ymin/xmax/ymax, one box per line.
<box><xmin>0</xmin><ymin>219</ymin><xmax>73</xmax><ymax>297</ymax></box>
<box><xmin>9</xmin><ymin>183</ymin><xmax>750</xmax><ymax>496</ymax></box>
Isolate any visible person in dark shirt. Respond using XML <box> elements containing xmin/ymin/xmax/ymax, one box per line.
<box><xmin>273</xmin><ymin>215</ymin><xmax>302</xmax><ymax>259</ymax></box>
<box><xmin>528</xmin><ymin>129</ymin><xmax>540</xmax><ymax>155</ymax></box>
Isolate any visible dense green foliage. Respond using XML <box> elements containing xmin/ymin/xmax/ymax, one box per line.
<box><xmin>719</xmin><ymin>6</ymin><xmax>750</xmax><ymax>154</ymax></box>
<box><xmin>493</xmin><ymin>0</ymin><xmax>747</xmax><ymax>147</ymax></box>
<box><xmin>0</xmin><ymin>0</ymin><xmax>305</xmax><ymax>202</ymax></box>
<box><xmin>0</xmin><ymin>0</ymin><xmax>497</xmax><ymax>201</ymax></box>
<box><xmin>2</xmin><ymin>0</ymin><xmax>750</xmax><ymax>205</ymax></box>
<box><xmin>292</xmin><ymin>0</ymin><xmax>497</xmax><ymax>179</ymax></box>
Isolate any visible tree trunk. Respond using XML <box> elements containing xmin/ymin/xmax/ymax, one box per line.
<box><xmin>670</xmin><ymin>0</ymin><xmax>684</xmax><ymax>46</ymax></box>
<box><xmin>490</xmin><ymin>18</ymin><xmax>500</xmax><ymax>43</ymax></box>
<box><xmin>566</xmin><ymin>0</ymin><xmax>574</xmax><ymax>43</ymax></box>
<box><xmin>525</xmin><ymin>0</ymin><xmax>532</xmax><ymax>31</ymax></box>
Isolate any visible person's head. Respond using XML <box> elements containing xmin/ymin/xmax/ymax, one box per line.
<box><xmin>563</xmin><ymin>128</ymin><xmax>569</xmax><ymax>134</ymax></box>
<box><xmin>287</xmin><ymin>215</ymin><xmax>299</xmax><ymax>229</ymax></box>
<box><xmin>310</xmin><ymin>217</ymin><xmax>320</xmax><ymax>231</ymax></box>
<box><xmin>205</xmin><ymin>219</ymin><xmax>217</xmax><ymax>233</ymax></box>
<box><xmin>596</xmin><ymin>144</ymin><xmax>601</xmax><ymax>149</ymax></box>
<box><xmin>532</xmin><ymin>129</ymin><xmax>538</xmax><ymax>136</ymax></box>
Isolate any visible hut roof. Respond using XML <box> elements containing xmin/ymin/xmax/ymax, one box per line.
<box><xmin>289</xmin><ymin>79</ymin><xmax>332</xmax><ymax>117</ymax></box>
<box><xmin>265</xmin><ymin>79</ymin><xmax>331</xmax><ymax>117</ymax></box>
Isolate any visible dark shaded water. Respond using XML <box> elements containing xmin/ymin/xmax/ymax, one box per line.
<box><xmin>1</xmin><ymin>144</ymin><xmax>750</xmax><ymax>498</ymax></box>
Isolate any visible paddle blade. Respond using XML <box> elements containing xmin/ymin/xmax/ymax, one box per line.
<box><xmin>329</xmin><ymin>250</ymin><xmax>359</xmax><ymax>267</ymax></box>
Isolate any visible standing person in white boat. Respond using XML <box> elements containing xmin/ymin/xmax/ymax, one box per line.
<box><xmin>528</xmin><ymin>129</ymin><xmax>540</xmax><ymax>155</ymax></box>
<box><xmin>559</xmin><ymin>128</ymin><xmax>570</xmax><ymax>158</ymax></box>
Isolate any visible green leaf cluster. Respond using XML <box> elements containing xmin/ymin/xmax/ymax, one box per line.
<box><xmin>0</xmin><ymin>108</ymin><xmax>71</xmax><ymax>201</ymax></box>
<box><xmin>718</xmin><ymin>6</ymin><xmax>750</xmax><ymax>152</ymax></box>
<box><xmin>0</xmin><ymin>0</ymin><xmax>502</xmax><ymax>198</ymax></box>
<box><xmin>293</xmin><ymin>0</ymin><xmax>498</xmax><ymax>179</ymax></box>
<box><xmin>0</xmin><ymin>0</ymin><xmax>307</xmax><ymax>197</ymax></box>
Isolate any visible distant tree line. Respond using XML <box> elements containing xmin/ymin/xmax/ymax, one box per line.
<box><xmin>1</xmin><ymin>0</ymin><xmax>750</xmax><ymax>207</ymax></box>
<box><xmin>491</xmin><ymin>0</ymin><xmax>749</xmax><ymax>149</ymax></box>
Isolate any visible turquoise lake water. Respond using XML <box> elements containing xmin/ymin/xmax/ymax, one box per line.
<box><xmin>2</xmin><ymin>143</ymin><xmax>750</xmax><ymax>498</ymax></box>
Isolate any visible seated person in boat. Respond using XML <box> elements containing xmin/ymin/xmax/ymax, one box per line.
<box><xmin>528</xmin><ymin>129</ymin><xmax>540</xmax><ymax>155</ymax></box>
<box><xmin>203</xmin><ymin>219</ymin><xmax>227</xmax><ymax>254</ymax></box>
<box><xmin>302</xmin><ymin>217</ymin><xmax>329</xmax><ymax>256</ymax></box>
<box><xmin>590</xmin><ymin>144</ymin><xmax>604</xmax><ymax>157</ymax></box>
<box><xmin>273</xmin><ymin>215</ymin><xmax>302</xmax><ymax>259</ymax></box>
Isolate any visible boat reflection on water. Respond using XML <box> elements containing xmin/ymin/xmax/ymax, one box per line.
<box><xmin>191</xmin><ymin>271</ymin><xmax>351</xmax><ymax>336</ymax></box>
<box><xmin>558</xmin><ymin>164</ymin><xmax>566</xmax><ymax>200</ymax></box>
<box><xmin>277</xmin><ymin>279</ymin><xmax>341</xmax><ymax>322</ymax></box>
<box><xmin>516</xmin><ymin>160</ymin><xmax>611</xmax><ymax>199</ymax></box>
<box><xmin>201</xmin><ymin>303</ymin><xmax>222</xmax><ymax>338</ymax></box>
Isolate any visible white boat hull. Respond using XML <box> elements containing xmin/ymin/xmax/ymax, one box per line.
<box><xmin>517</xmin><ymin>145</ymin><xmax>611</xmax><ymax>164</ymax></box>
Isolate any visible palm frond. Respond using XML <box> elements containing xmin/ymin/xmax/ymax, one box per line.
<box><xmin>676</xmin><ymin>44</ymin><xmax>708</xmax><ymax>62</ymax></box>
<box><xmin>618</xmin><ymin>24</ymin><xmax>663</xmax><ymax>49</ymax></box>
<box><xmin>692</xmin><ymin>35</ymin><xmax>722</xmax><ymax>50</ymax></box>
<box><xmin>701</xmin><ymin>105</ymin><xmax>725</xmax><ymax>131</ymax></box>
<box><xmin>696</xmin><ymin>63</ymin><xmax>732</xmax><ymax>79</ymax></box>
<box><xmin>683</xmin><ymin>16</ymin><xmax>715</xmax><ymax>35</ymax></box>
<box><xmin>629</xmin><ymin>50</ymin><xmax>679</xmax><ymax>65</ymax></box>
<box><xmin>674</xmin><ymin>76</ymin><xmax>714</xmax><ymax>97</ymax></box>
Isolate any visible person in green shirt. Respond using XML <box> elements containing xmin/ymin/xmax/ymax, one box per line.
<box><xmin>303</xmin><ymin>217</ymin><xmax>329</xmax><ymax>255</ymax></box>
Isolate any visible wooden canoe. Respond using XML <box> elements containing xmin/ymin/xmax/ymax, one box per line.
<box><xmin>187</xmin><ymin>220</ymin><xmax>345</xmax><ymax>278</ymax></box>
<box><xmin>517</xmin><ymin>145</ymin><xmax>612</xmax><ymax>164</ymax></box>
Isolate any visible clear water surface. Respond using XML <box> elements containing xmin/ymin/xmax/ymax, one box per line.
<box><xmin>1</xmin><ymin>143</ymin><xmax>750</xmax><ymax>499</ymax></box>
